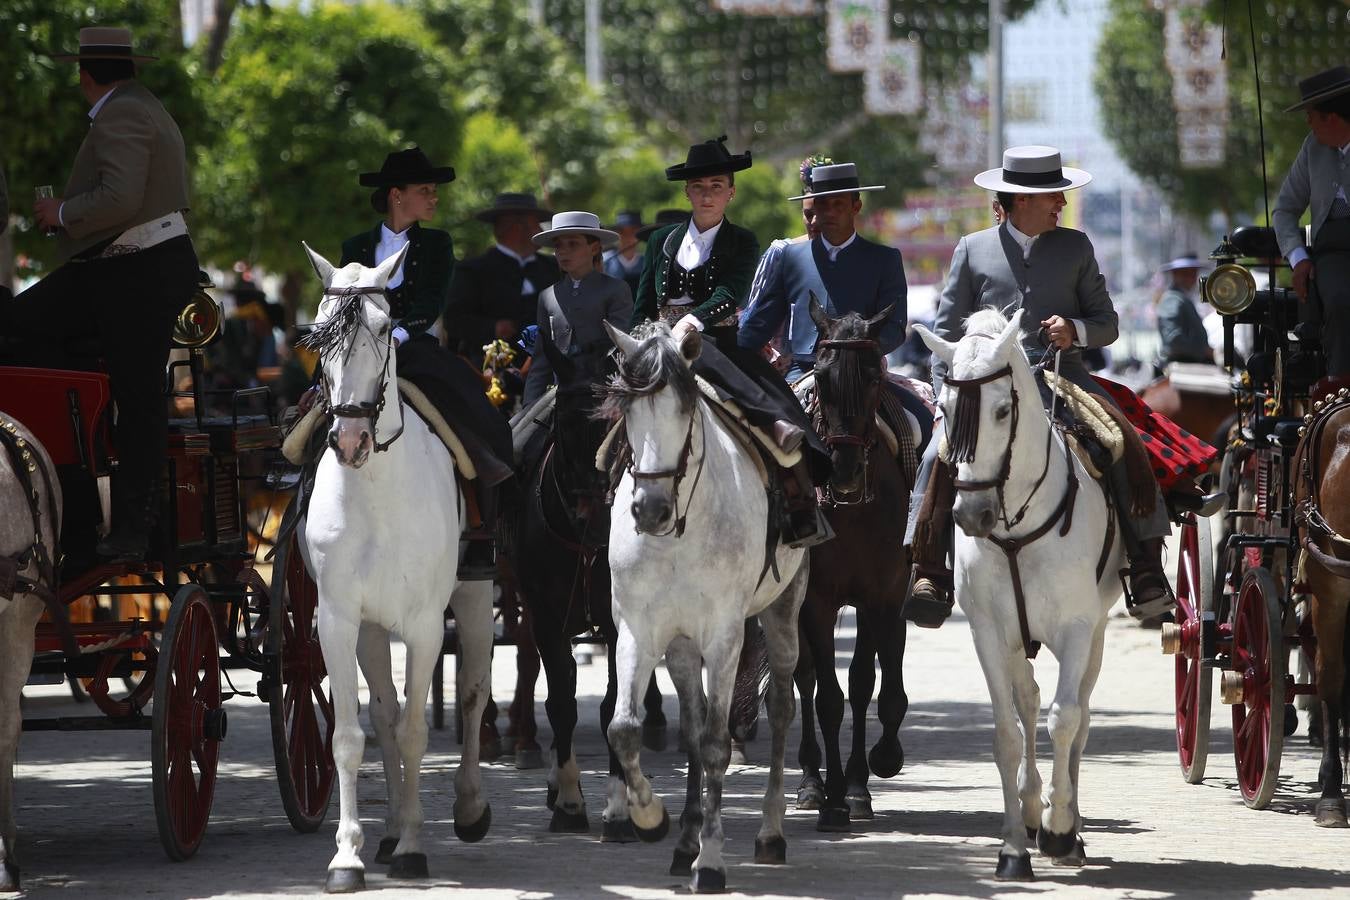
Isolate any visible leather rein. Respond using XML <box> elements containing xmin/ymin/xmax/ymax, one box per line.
<box><xmin>814</xmin><ymin>337</ymin><xmax>882</xmax><ymax>506</ymax></box>
<box><xmin>1295</xmin><ymin>390</ymin><xmax>1350</xmax><ymax>579</ymax></box>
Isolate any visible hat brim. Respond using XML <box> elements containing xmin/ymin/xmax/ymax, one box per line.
<box><xmin>532</xmin><ymin>226</ymin><xmax>620</xmax><ymax>251</ymax></box>
<box><xmin>665</xmin><ymin>156</ymin><xmax>753</xmax><ymax>182</ymax></box>
<box><xmin>476</xmin><ymin>205</ymin><xmax>554</xmax><ymax>223</ymax></box>
<box><xmin>359</xmin><ymin>167</ymin><xmax>456</xmax><ymax>187</ymax></box>
<box><xmin>973</xmin><ymin>166</ymin><xmax>1092</xmax><ymax>193</ymax></box>
<box><xmin>51</xmin><ymin>51</ymin><xmax>157</xmax><ymax>61</ymax></box>
<box><xmin>787</xmin><ymin>184</ymin><xmax>885</xmax><ymax>201</ymax></box>
<box><xmin>1285</xmin><ymin>79</ymin><xmax>1350</xmax><ymax>112</ymax></box>
<box><xmin>1160</xmin><ymin>260</ymin><xmax>1205</xmax><ymax>272</ymax></box>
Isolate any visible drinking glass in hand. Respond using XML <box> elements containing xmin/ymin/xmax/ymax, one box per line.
<box><xmin>34</xmin><ymin>185</ymin><xmax>56</xmax><ymax>236</ymax></box>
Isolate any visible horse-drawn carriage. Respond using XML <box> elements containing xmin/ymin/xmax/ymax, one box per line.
<box><xmin>1162</xmin><ymin>225</ymin><xmax>1349</xmax><ymax>815</ymax></box>
<box><xmin>1</xmin><ymin>278</ymin><xmax>334</xmax><ymax>865</ymax></box>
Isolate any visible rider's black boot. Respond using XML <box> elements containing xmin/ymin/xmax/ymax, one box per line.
<box><xmin>460</xmin><ymin>482</ymin><xmax>499</xmax><ymax>581</ymax></box>
<box><xmin>1124</xmin><ymin>536</ymin><xmax>1174</xmax><ymax>620</ymax></box>
<box><xmin>781</xmin><ymin>459</ymin><xmax>831</xmax><ymax>549</ymax></box>
<box><xmin>905</xmin><ymin>460</ymin><xmax>955</xmax><ymax>628</ymax></box>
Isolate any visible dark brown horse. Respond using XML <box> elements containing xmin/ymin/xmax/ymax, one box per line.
<box><xmin>1296</xmin><ymin>398</ymin><xmax>1350</xmax><ymax>827</ymax></box>
<box><xmin>792</xmin><ymin>300</ymin><xmax>910</xmax><ymax>832</ymax></box>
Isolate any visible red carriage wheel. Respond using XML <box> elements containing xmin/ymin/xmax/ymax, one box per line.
<box><xmin>268</xmin><ymin>529</ymin><xmax>335</xmax><ymax>832</ymax></box>
<box><xmin>152</xmin><ymin>584</ymin><xmax>225</xmax><ymax>861</ymax></box>
<box><xmin>1225</xmin><ymin>567</ymin><xmax>1287</xmax><ymax>809</ymax></box>
<box><xmin>1165</xmin><ymin>514</ymin><xmax>1213</xmax><ymax>783</ymax></box>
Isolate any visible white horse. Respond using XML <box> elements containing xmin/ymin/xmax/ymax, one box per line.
<box><xmin>601</xmin><ymin>320</ymin><xmax>808</xmax><ymax>894</ymax></box>
<box><xmin>0</xmin><ymin>413</ymin><xmax>60</xmax><ymax>893</ymax></box>
<box><xmin>300</xmin><ymin>245</ymin><xmax>494</xmax><ymax>893</ymax></box>
<box><xmin>915</xmin><ymin>309</ymin><xmax>1123</xmax><ymax>881</ymax></box>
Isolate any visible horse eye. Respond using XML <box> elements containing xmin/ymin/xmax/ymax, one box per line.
<box><xmin>994</xmin><ymin>403</ymin><xmax>1011</xmax><ymax>421</ymax></box>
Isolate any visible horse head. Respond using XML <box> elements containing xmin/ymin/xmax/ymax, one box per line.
<box><xmin>302</xmin><ymin>242</ymin><xmax>408</xmax><ymax>469</ymax></box>
<box><xmin>601</xmin><ymin>319</ymin><xmax>701</xmax><ymax>535</ymax></box>
<box><xmin>539</xmin><ymin>331</ymin><xmax>613</xmax><ymax>503</ymax></box>
<box><xmin>915</xmin><ymin>307</ymin><xmax>1031</xmax><ymax>537</ymax></box>
<box><xmin>809</xmin><ymin>293</ymin><xmax>892</xmax><ymax>500</ymax></box>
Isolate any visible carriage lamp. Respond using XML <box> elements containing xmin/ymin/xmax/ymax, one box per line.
<box><xmin>1202</xmin><ymin>264</ymin><xmax>1257</xmax><ymax>316</ymax></box>
<box><xmin>173</xmin><ymin>290</ymin><xmax>223</xmax><ymax>348</ymax></box>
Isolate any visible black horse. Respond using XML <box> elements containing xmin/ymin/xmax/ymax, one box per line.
<box><xmin>793</xmin><ymin>299</ymin><xmax>910</xmax><ymax>832</ymax></box>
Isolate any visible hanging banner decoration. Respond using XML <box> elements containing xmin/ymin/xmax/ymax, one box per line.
<box><xmin>712</xmin><ymin>0</ymin><xmax>815</xmax><ymax>13</ymax></box>
<box><xmin>1163</xmin><ymin>5</ymin><xmax>1228</xmax><ymax>169</ymax></box>
<box><xmin>864</xmin><ymin>40</ymin><xmax>923</xmax><ymax>116</ymax></box>
<box><xmin>827</xmin><ymin>0</ymin><xmax>889</xmax><ymax>73</ymax></box>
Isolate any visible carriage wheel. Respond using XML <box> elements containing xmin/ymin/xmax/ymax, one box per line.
<box><xmin>1169</xmin><ymin>515</ymin><xmax>1214</xmax><ymax>783</ymax></box>
<box><xmin>152</xmin><ymin>584</ymin><xmax>224</xmax><ymax>861</ymax></box>
<box><xmin>1228</xmin><ymin>567</ymin><xmax>1287</xmax><ymax>809</ymax></box>
<box><xmin>268</xmin><ymin>530</ymin><xmax>335</xmax><ymax>832</ymax></box>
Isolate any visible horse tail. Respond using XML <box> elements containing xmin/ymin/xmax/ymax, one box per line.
<box><xmin>729</xmin><ymin>617</ymin><xmax>771</xmax><ymax>742</ymax></box>
<box><xmin>1341</xmin><ymin>611</ymin><xmax>1350</xmax><ymax>770</ymax></box>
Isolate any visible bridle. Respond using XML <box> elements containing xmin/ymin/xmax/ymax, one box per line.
<box><xmin>814</xmin><ymin>337</ymin><xmax>882</xmax><ymax>506</ymax></box>
<box><xmin>313</xmin><ymin>286</ymin><xmax>404</xmax><ymax>453</ymax></box>
<box><xmin>626</xmin><ymin>398</ymin><xmax>707</xmax><ymax>538</ymax></box>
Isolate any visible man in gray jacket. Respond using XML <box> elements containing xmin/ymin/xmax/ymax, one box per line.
<box><xmin>906</xmin><ymin>146</ymin><xmax>1173</xmax><ymax>626</ymax></box>
<box><xmin>1273</xmin><ymin>66</ymin><xmax>1350</xmax><ymax>376</ymax></box>
<box><xmin>1156</xmin><ymin>255</ymin><xmax>1213</xmax><ymax>366</ymax></box>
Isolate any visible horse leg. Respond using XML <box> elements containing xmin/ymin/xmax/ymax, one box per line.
<box><xmin>641</xmin><ymin>673</ymin><xmax>668</xmax><ymax>752</ymax></box>
<box><xmin>0</xmin><ymin>598</ymin><xmax>42</xmax><ymax>891</ymax></box>
<box><xmin>1313</xmin><ymin>593</ymin><xmax>1349</xmax><ymax>827</ymax></box>
<box><xmin>1052</xmin><ymin>621</ymin><xmax>1106</xmax><ymax>866</ymax></box>
<box><xmin>753</xmin><ymin>573</ymin><xmax>806</xmax><ymax>865</ymax></box>
<box><xmin>869</xmin><ymin>596</ymin><xmax>909</xmax><ymax>781</ymax></box>
<box><xmin>354</xmin><ymin>624</ymin><xmax>403</xmax><ymax>866</ymax></box>
<box><xmin>383</xmin><ymin>616</ymin><xmax>443</xmax><ymax>878</ymax></box>
<box><xmin>682</xmin><ymin>627</ymin><xmax>741</xmax><ymax>893</ymax></box>
<box><xmin>1039</xmin><ymin>625</ymin><xmax>1095</xmax><ymax>859</ymax></box>
<box><xmin>969</xmin><ymin>623</ymin><xmax>1034</xmax><ymax>881</ymax></box>
<box><xmin>511</xmin><ymin>603</ymin><xmax>544</xmax><ymax>769</ymax></box>
<box><xmin>1009</xmin><ymin>654</ymin><xmax>1043</xmax><ymax>842</ymax></box>
<box><xmin>664</xmin><ymin>638</ymin><xmax>707</xmax><ymax>875</ymax></box>
<box><xmin>536</xmin><ymin>621</ymin><xmax>587</xmax><ymax>832</ymax></box>
<box><xmin>318</xmin><ymin>611</ymin><xmax>367</xmax><ymax>892</ymax></box>
<box><xmin>601</xmin><ymin>629</ymin><xmax>635</xmax><ymax>841</ymax></box>
<box><xmin>844</xmin><ymin>610</ymin><xmax>878</xmax><ymax>820</ymax></box>
<box><xmin>607</xmin><ymin>619</ymin><xmax>668</xmax><ymax>840</ymax></box>
<box><xmin>450</xmin><ymin>580</ymin><xmax>495</xmax><ymax>842</ymax></box>
<box><xmin>803</xmin><ymin>604</ymin><xmax>848</xmax><ymax>832</ymax></box>
<box><xmin>792</xmin><ymin>621</ymin><xmax>824</xmax><ymax>810</ymax></box>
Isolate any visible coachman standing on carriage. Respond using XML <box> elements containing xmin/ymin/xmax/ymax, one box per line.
<box><xmin>0</xmin><ymin>27</ymin><xmax>201</xmax><ymax>565</ymax></box>
<box><xmin>908</xmin><ymin>146</ymin><xmax>1213</xmax><ymax>625</ymax></box>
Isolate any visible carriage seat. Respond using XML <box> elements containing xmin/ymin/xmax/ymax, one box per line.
<box><xmin>0</xmin><ymin>366</ymin><xmax>112</xmax><ymax>469</ymax></box>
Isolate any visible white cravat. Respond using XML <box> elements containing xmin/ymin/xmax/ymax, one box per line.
<box><xmin>375</xmin><ymin>224</ymin><xmax>412</xmax><ymax>344</ymax></box>
<box><xmin>676</xmin><ymin>218</ymin><xmax>722</xmax><ymax>271</ymax></box>
<box><xmin>496</xmin><ymin>243</ymin><xmax>539</xmax><ymax>295</ymax></box>
<box><xmin>821</xmin><ymin>231</ymin><xmax>857</xmax><ymax>262</ymax></box>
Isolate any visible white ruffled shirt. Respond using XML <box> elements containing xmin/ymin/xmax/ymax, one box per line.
<box><xmin>670</xmin><ymin>218</ymin><xmax>724</xmax><ymax>332</ymax></box>
<box><xmin>375</xmin><ymin>223</ymin><xmax>412</xmax><ymax>345</ymax></box>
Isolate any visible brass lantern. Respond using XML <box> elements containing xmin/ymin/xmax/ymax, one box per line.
<box><xmin>1201</xmin><ymin>235</ymin><xmax>1257</xmax><ymax>315</ymax></box>
<box><xmin>173</xmin><ymin>281</ymin><xmax>223</xmax><ymax>348</ymax></box>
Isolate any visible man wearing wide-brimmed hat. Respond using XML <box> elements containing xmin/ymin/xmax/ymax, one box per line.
<box><xmin>445</xmin><ymin>192</ymin><xmax>559</xmax><ymax>366</ymax></box>
<box><xmin>602</xmin><ymin>210</ymin><xmax>647</xmax><ymax>297</ymax></box>
<box><xmin>1273</xmin><ymin>65</ymin><xmax>1350</xmax><ymax>376</ymax></box>
<box><xmin>905</xmin><ymin>146</ymin><xmax>1174</xmax><ymax>626</ymax></box>
<box><xmin>0</xmin><ymin>26</ymin><xmax>200</xmax><ymax>564</ymax></box>
<box><xmin>1155</xmin><ymin>255</ymin><xmax>1213</xmax><ymax>366</ymax></box>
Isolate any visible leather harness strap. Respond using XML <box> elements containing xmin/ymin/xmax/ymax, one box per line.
<box><xmin>1295</xmin><ymin>391</ymin><xmax>1350</xmax><ymax>578</ymax></box>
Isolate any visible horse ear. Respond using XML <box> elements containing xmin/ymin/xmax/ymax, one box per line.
<box><xmin>865</xmin><ymin>302</ymin><xmax>896</xmax><ymax>339</ymax></box>
<box><xmin>603</xmin><ymin>320</ymin><xmax>642</xmax><ymax>359</ymax></box>
<box><xmin>808</xmin><ymin>291</ymin><xmax>832</xmax><ymax>334</ymax></box>
<box><xmin>997</xmin><ymin>308</ymin><xmax>1025</xmax><ymax>358</ymax></box>
<box><xmin>912</xmin><ymin>323</ymin><xmax>956</xmax><ymax>366</ymax></box>
<box><xmin>371</xmin><ymin>243</ymin><xmax>410</xmax><ymax>289</ymax></box>
<box><xmin>678</xmin><ymin>328</ymin><xmax>702</xmax><ymax>363</ymax></box>
<box><xmin>302</xmin><ymin>241</ymin><xmax>336</xmax><ymax>288</ymax></box>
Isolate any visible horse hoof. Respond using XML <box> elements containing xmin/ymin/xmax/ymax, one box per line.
<box><xmin>753</xmin><ymin>836</ymin><xmax>787</xmax><ymax>865</ymax></box>
<box><xmin>796</xmin><ymin>779</ymin><xmax>825</xmax><ymax>810</ymax></box>
<box><xmin>633</xmin><ymin>807</ymin><xmax>670</xmax><ymax>843</ymax></box>
<box><xmin>728</xmin><ymin>742</ymin><xmax>749</xmax><ymax>767</ymax></box>
<box><xmin>642</xmin><ymin>722</ymin><xmax>668</xmax><ymax>752</ymax></box>
<box><xmin>815</xmin><ymin>805</ymin><xmax>850</xmax><ymax>833</ymax></box>
<box><xmin>1315</xmin><ymin>798</ymin><xmax>1349</xmax><ymax>828</ymax></box>
<box><xmin>868</xmin><ymin>740</ymin><xmax>904</xmax><ymax>779</ymax></box>
<box><xmin>388</xmin><ymin>853</ymin><xmax>429</xmax><ymax>879</ymax></box>
<box><xmin>549</xmin><ymin>807</ymin><xmax>591</xmax><ymax>833</ymax></box>
<box><xmin>516</xmin><ymin>747</ymin><xmax>546</xmax><ymax>770</ymax></box>
<box><xmin>670</xmin><ymin>847</ymin><xmax>697</xmax><ymax>876</ymax></box>
<box><xmin>1036</xmin><ymin>828</ymin><xmax>1076</xmax><ymax>859</ymax></box>
<box><xmin>1284</xmin><ymin>704</ymin><xmax>1298</xmax><ymax>738</ymax></box>
<box><xmin>602</xmin><ymin>817</ymin><xmax>638</xmax><ymax>843</ymax></box>
<box><xmin>1052</xmin><ymin>837</ymin><xmax>1087</xmax><ymax>867</ymax></box>
<box><xmin>691</xmin><ymin>867</ymin><xmax>727</xmax><ymax>894</ymax></box>
<box><xmin>454</xmin><ymin>804</ymin><xmax>492</xmax><ymax>843</ymax></box>
<box><xmin>1</xmin><ymin>859</ymin><xmax>19</xmax><ymax>892</ymax></box>
<box><xmin>374</xmin><ymin>837</ymin><xmax>399</xmax><ymax>865</ymax></box>
<box><xmin>995</xmin><ymin>851</ymin><xmax>1034</xmax><ymax>882</ymax></box>
<box><xmin>325</xmin><ymin>868</ymin><xmax>366</xmax><ymax>893</ymax></box>
<box><xmin>845</xmin><ymin>793</ymin><xmax>874</xmax><ymax>820</ymax></box>
<box><xmin>546</xmin><ymin>785</ymin><xmax>558</xmax><ymax>811</ymax></box>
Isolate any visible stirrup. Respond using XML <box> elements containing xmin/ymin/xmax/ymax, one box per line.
<box><xmin>1119</xmin><ymin>566</ymin><xmax>1175</xmax><ymax>620</ymax></box>
<box><xmin>903</xmin><ymin>565</ymin><xmax>953</xmax><ymax>628</ymax></box>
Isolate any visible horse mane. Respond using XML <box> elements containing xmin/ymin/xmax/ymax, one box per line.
<box><xmin>595</xmin><ymin>320</ymin><xmax>698</xmax><ymax>421</ymax></box>
<box><xmin>963</xmin><ymin>306</ymin><xmax>1012</xmax><ymax>340</ymax></box>
<box><xmin>299</xmin><ymin>292</ymin><xmax>365</xmax><ymax>360</ymax></box>
<box><xmin>815</xmin><ymin>312</ymin><xmax>880</xmax><ymax>420</ymax></box>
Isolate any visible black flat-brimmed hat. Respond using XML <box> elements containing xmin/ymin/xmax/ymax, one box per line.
<box><xmin>474</xmin><ymin>192</ymin><xmax>553</xmax><ymax>223</ymax></box>
<box><xmin>787</xmin><ymin>163</ymin><xmax>884</xmax><ymax>201</ymax></box>
<box><xmin>51</xmin><ymin>26</ymin><xmax>157</xmax><ymax>62</ymax></box>
<box><xmin>359</xmin><ymin>147</ymin><xmax>455</xmax><ymax>187</ymax></box>
<box><xmin>1286</xmin><ymin>66</ymin><xmax>1350</xmax><ymax>112</ymax></box>
<box><xmin>636</xmin><ymin>209</ymin><xmax>689</xmax><ymax>241</ymax></box>
<box><xmin>609</xmin><ymin>210</ymin><xmax>645</xmax><ymax>230</ymax></box>
<box><xmin>665</xmin><ymin>136</ymin><xmax>752</xmax><ymax>181</ymax></box>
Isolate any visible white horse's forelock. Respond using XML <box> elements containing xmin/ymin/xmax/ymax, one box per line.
<box><xmin>963</xmin><ymin>306</ymin><xmax>1011</xmax><ymax>338</ymax></box>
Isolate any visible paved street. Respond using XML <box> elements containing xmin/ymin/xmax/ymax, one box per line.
<box><xmin>11</xmin><ymin>567</ymin><xmax>1350</xmax><ymax>899</ymax></box>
